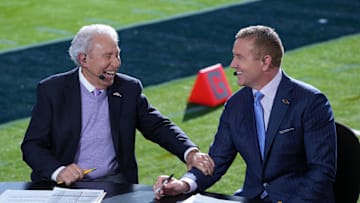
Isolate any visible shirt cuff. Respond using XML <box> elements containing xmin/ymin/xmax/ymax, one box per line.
<box><xmin>184</xmin><ymin>147</ymin><xmax>199</xmax><ymax>162</ymax></box>
<box><xmin>181</xmin><ymin>176</ymin><xmax>198</xmax><ymax>194</ymax></box>
<box><xmin>51</xmin><ymin>166</ymin><xmax>66</xmax><ymax>182</ymax></box>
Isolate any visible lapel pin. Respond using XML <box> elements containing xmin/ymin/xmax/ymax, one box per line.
<box><xmin>113</xmin><ymin>92</ymin><xmax>122</xmax><ymax>97</ymax></box>
<box><xmin>282</xmin><ymin>98</ymin><xmax>290</xmax><ymax>105</ymax></box>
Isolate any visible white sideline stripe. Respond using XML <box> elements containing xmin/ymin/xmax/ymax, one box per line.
<box><xmin>35</xmin><ymin>27</ymin><xmax>73</xmax><ymax>36</ymax></box>
<box><xmin>0</xmin><ymin>0</ymin><xmax>260</xmax><ymax>55</ymax></box>
<box><xmin>353</xmin><ymin>129</ymin><xmax>360</xmax><ymax>137</ymax></box>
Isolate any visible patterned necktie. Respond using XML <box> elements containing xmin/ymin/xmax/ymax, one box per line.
<box><xmin>93</xmin><ymin>88</ymin><xmax>101</xmax><ymax>96</ymax></box>
<box><xmin>254</xmin><ymin>91</ymin><xmax>265</xmax><ymax>159</ymax></box>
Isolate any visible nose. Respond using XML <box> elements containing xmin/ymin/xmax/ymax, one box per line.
<box><xmin>112</xmin><ymin>55</ymin><xmax>121</xmax><ymax>67</ymax></box>
<box><xmin>229</xmin><ymin>57</ymin><xmax>236</xmax><ymax>69</ymax></box>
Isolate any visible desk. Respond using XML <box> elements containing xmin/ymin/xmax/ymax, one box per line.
<box><xmin>0</xmin><ymin>181</ymin><xmax>264</xmax><ymax>203</ymax></box>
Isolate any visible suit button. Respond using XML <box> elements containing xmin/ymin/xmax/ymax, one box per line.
<box><xmin>263</xmin><ymin>183</ymin><xmax>269</xmax><ymax>188</ymax></box>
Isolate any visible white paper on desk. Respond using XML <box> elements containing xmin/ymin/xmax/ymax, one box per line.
<box><xmin>0</xmin><ymin>189</ymin><xmax>52</xmax><ymax>203</ymax></box>
<box><xmin>103</xmin><ymin>190</ymin><xmax>155</xmax><ymax>203</ymax></box>
<box><xmin>179</xmin><ymin>194</ymin><xmax>238</xmax><ymax>203</ymax></box>
<box><xmin>48</xmin><ymin>187</ymin><xmax>106</xmax><ymax>203</ymax></box>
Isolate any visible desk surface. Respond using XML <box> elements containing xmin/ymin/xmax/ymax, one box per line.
<box><xmin>0</xmin><ymin>181</ymin><xmax>264</xmax><ymax>203</ymax></box>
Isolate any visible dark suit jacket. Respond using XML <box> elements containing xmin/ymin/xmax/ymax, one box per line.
<box><xmin>185</xmin><ymin>72</ymin><xmax>336</xmax><ymax>203</ymax></box>
<box><xmin>21</xmin><ymin>68</ymin><xmax>196</xmax><ymax>183</ymax></box>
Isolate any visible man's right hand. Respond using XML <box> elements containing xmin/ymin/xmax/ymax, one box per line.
<box><xmin>186</xmin><ymin>151</ymin><xmax>215</xmax><ymax>176</ymax></box>
<box><xmin>56</xmin><ymin>163</ymin><xmax>84</xmax><ymax>186</ymax></box>
<box><xmin>153</xmin><ymin>175</ymin><xmax>189</xmax><ymax>200</ymax></box>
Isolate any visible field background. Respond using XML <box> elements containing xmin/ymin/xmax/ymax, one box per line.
<box><xmin>0</xmin><ymin>0</ymin><xmax>359</xmax><ymax>201</ymax></box>
<box><xmin>0</xmin><ymin>0</ymin><xmax>245</xmax><ymax>51</ymax></box>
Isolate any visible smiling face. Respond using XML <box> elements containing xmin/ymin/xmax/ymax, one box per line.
<box><xmin>230</xmin><ymin>37</ymin><xmax>266</xmax><ymax>90</ymax></box>
<box><xmin>79</xmin><ymin>34</ymin><xmax>121</xmax><ymax>89</ymax></box>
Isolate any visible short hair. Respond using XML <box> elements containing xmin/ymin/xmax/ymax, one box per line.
<box><xmin>69</xmin><ymin>24</ymin><xmax>119</xmax><ymax>66</ymax></box>
<box><xmin>235</xmin><ymin>25</ymin><xmax>284</xmax><ymax>67</ymax></box>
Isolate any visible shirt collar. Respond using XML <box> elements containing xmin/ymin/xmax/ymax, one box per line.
<box><xmin>252</xmin><ymin>68</ymin><xmax>282</xmax><ymax>99</ymax></box>
<box><xmin>79</xmin><ymin>67</ymin><xmax>98</xmax><ymax>93</ymax></box>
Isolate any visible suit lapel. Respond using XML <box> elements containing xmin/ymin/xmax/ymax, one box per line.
<box><xmin>107</xmin><ymin>77</ymin><xmax>124</xmax><ymax>154</ymax></box>
<box><xmin>239</xmin><ymin>88</ymin><xmax>264</xmax><ymax>169</ymax></box>
<box><xmin>263</xmin><ymin>74</ymin><xmax>294</xmax><ymax>161</ymax></box>
<box><xmin>63</xmin><ymin>69</ymin><xmax>82</xmax><ymax>152</ymax></box>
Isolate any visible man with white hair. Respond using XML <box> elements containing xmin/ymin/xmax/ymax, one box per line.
<box><xmin>21</xmin><ymin>24</ymin><xmax>214</xmax><ymax>185</ymax></box>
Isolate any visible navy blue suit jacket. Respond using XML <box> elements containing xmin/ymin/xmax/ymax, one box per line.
<box><xmin>21</xmin><ymin>68</ymin><xmax>196</xmax><ymax>183</ymax></box>
<box><xmin>185</xmin><ymin>72</ymin><xmax>336</xmax><ymax>203</ymax></box>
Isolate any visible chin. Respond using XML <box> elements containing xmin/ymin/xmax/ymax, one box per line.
<box><xmin>237</xmin><ymin>79</ymin><xmax>244</xmax><ymax>87</ymax></box>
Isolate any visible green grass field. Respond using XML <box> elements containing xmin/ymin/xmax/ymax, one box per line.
<box><xmin>0</xmin><ymin>0</ymin><xmax>359</xmax><ymax>201</ymax></box>
<box><xmin>0</xmin><ymin>0</ymin><xmax>242</xmax><ymax>51</ymax></box>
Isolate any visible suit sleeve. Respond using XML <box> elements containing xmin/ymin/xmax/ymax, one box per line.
<box><xmin>21</xmin><ymin>82</ymin><xmax>64</xmax><ymax>180</ymax></box>
<box><xmin>185</xmin><ymin>102</ymin><xmax>238</xmax><ymax>191</ymax></box>
<box><xmin>289</xmin><ymin>92</ymin><xmax>337</xmax><ymax>202</ymax></box>
<box><xmin>134</xmin><ymin>80</ymin><xmax>197</xmax><ymax>162</ymax></box>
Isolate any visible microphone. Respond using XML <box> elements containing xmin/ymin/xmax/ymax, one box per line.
<box><xmin>233</xmin><ymin>71</ymin><xmax>241</xmax><ymax>76</ymax></box>
<box><xmin>98</xmin><ymin>74</ymin><xmax>105</xmax><ymax>80</ymax></box>
<box><xmin>85</xmin><ymin>67</ymin><xmax>106</xmax><ymax>80</ymax></box>
<box><xmin>82</xmin><ymin>55</ymin><xmax>106</xmax><ymax>80</ymax></box>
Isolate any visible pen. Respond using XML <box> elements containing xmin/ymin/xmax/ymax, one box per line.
<box><xmin>57</xmin><ymin>168</ymin><xmax>96</xmax><ymax>184</ymax></box>
<box><xmin>155</xmin><ymin>173</ymin><xmax>174</xmax><ymax>193</ymax></box>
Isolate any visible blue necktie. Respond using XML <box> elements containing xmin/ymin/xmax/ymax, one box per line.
<box><xmin>254</xmin><ymin>91</ymin><xmax>265</xmax><ymax>159</ymax></box>
<box><xmin>254</xmin><ymin>91</ymin><xmax>269</xmax><ymax>199</ymax></box>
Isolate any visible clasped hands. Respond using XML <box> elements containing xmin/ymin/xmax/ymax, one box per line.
<box><xmin>186</xmin><ymin>150</ymin><xmax>214</xmax><ymax>176</ymax></box>
<box><xmin>153</xmin><ymin>150</ymin><xmax>215</xmax><ymax>199</ymax></box>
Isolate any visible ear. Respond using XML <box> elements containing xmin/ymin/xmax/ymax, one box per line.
<box><xmin>262</xmin><ymin>55</ymin><xmax>272</xmax><ymax>71</ymax></box>
<box><xmin>78</xmin><ymin>53</ymin><xmax>87</xmax><ymax>66</ymax></box>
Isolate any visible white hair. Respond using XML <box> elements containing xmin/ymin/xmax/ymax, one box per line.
<box><xmin>68</xmin><ymin>24</ymin><xmax>119</xmax><ymax>66</ymax></box>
